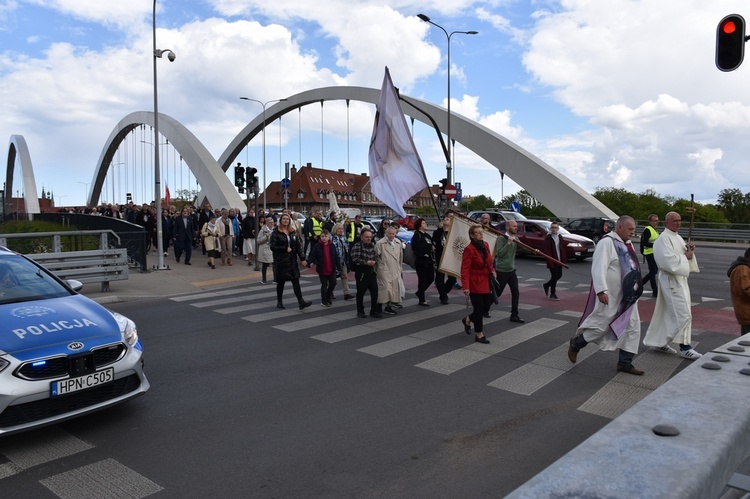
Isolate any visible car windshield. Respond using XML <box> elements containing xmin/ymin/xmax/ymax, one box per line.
<box><xmin>0</xmin><ymin>256</ymin><xmax>73</xmax><ymax>305</ymax></box>
<box><xmin>503</xmin><ymin>212</ymin><xmax>527</xmax><ymax>220</ymax></box>
<box><xmin>533</xmin><ymin>221</ymin><xmax>572</xmax><ymax>235</ymax></box>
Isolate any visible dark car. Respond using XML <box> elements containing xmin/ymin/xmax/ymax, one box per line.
<box><xmin>496</xmin><ymin>220</ymin><xmax>595</xmax><ymax>261</ymax></box>
<box><xmin>564</xmin><ymin>217</ymin><xmax>615</xmax><ymax>243</ymax></box>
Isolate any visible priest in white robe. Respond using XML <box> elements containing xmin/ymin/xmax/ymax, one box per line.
<box><xmin>567</xmin><ymin>216</ymin><xmax>645</xmax><ymax>375</ymax></box>
<box><xmin>643</xmin><ymin>211</ymin><xmax>702</xmax><ymax>359</ymax></box>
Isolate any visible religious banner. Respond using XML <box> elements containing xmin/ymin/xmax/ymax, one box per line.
<box><xmin>439</xmin><ymin>213</ymin><xmax>500</xmax><ymax>278</ymax></box>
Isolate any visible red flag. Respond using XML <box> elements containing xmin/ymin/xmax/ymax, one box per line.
<box><xmin>164</xmin><ymin>183</ymin><xmax>171</xmax><ymax>205</ymax></box>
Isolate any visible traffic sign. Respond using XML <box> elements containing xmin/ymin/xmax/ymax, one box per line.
<box><xmin>444</xmin><ymin>184</ymin><xmax>457</xmax><ymax>199</ymax></box>
<box><xmin>281</xmin><ymin>178</ymin><xmax>291</xmax><ymax>189</ymax></box>
<box><xmin>455</xmin><ymin>189</ymin><xmax>462</xmax><ymax>202</ymax></box>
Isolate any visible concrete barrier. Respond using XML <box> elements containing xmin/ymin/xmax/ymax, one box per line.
<box><xmin>508</xmin><ymin>334</ymin><xmax>750</xmax><ymax>499</ymax></box>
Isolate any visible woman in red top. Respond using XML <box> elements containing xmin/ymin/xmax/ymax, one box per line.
<box><xmin>461</xmin><ymin>224</ymin><xmax>496</xmax><ymax>344</ymax></box>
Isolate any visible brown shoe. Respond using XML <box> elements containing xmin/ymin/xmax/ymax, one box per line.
<box><xmin>567</xmin><ymin>337</ymin><xmax>578</xmax><ymax>363</ymax></box>
<box><xmin>228</xmin><ymin>260</ymin><xmax>233</xmax><ymax>266</ymax></box>
<box><xmin>617</xmin><ymin>365</ymin><xmax>644</xmax><ymax>376</ymax></box>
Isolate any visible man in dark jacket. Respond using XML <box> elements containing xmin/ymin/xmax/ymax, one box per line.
<box><xmin>350</xmin><ymin>229</ymin><xmax>381</xmax><ymax>319</ymax></box>
<box><xmin>172</xmin><ymin>206</ymin><xmax>196</xmax><ymax>265</ymax></box>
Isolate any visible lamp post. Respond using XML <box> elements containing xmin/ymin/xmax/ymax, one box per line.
<box><xmin>152</xmin><ymin>0</ymin><xmax>176</xmax><ymax>270</ymax></box>
<box><xmin>239</xmin><ymin>97</ymin><xmax>287</xmax><ymax>211</ymax></box>
<box><xmin>77</xmin><ymin>182</ymin><xmax>90</xmax><ymax>206</ymax></box>
<box><xmin>417</xmin><ymin>14</ymin><xmax>477</xmax><ymax>187</ymax></box>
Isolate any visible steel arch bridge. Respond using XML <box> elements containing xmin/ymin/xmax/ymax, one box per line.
<box><xmin>6</xmin><ymin>86</ymin><xmax>615</xmax><ymax>220</ymax></box>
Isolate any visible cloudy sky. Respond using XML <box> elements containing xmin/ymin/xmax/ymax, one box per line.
<box><xmin>0</xmin><ymin>0</ymin><xmax>748</xmax><ymax>209</ymax></box>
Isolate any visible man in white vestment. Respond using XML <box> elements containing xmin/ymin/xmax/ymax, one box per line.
<box><xmin>643</xmin><ymin>211</ymin><xmax>702</xmax><ymax>359</ymax></box>
<box><xmin>567</xmin><ymin>216</ymin><xmax>645</xmax><ymax>375</ymax></box>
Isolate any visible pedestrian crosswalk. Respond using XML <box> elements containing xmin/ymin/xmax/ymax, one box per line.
<box><xmin>170</xmin><ymin>278</ymin><xmax>696</xmax><ymax>420</ymax></box>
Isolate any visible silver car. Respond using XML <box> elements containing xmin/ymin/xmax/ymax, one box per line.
<box><xmin>0</xmin><ymin>247</ymin><xmax>149</xmax><ymax>436</ymax></box>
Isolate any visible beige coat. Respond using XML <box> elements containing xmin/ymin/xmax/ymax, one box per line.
<box><xmin>256</xmin><ymin>226</ymin><xmax>274</xmax><ymax>264</ymax></box>
<box><xmin>375</xmin><ymin>237</ymin><xmax>403</xmax><ymax>304</ymax></box>
<box><xmin>201</xmin><ymin>223</ymin><xmax>220</xmax><ymax>252</ymax></box>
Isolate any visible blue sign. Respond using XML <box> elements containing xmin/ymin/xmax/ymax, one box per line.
<box><xmin>509</xmin><ymin>200</ymin><xmax>521</xmax><ymax>212</ymax></box>
<box><xmin>455</xmin><ymin>182</ymin><xmax>461</xmax><ymax>190</ymax></box>
<box><xmin>455</xmin><ymin>189</ymin><xmax>462</xmax><ymax>202</ymax></box>
<box><xmin>281</xmin><ymin>178</ymin><xmax>291</xmax><ymax>189</ymax></box>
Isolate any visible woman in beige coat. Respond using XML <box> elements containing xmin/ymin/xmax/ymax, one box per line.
<box><xmin>217</xmin><ymin>208</ymin><xmax>235</xmax><ymax>266</ymax></box>
<box><xmin>375</xmin><ymin>226</ymin><xmax>404</xmax><ymax>314</ymax></box>
<box><xmin>256</xmin><ymin>217</ymin><xmax>275</xmax><ymax>284</ymax></box>
<box><xmin>201</xmin><ymin>213</ymin><xmax>220</xmax><ymax>269</ymax></box>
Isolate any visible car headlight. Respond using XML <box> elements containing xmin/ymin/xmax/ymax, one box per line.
<box><xmin>111</xmin><ymin>311</ymin><xmax>139</xmax><ymax>346</ymax></box>
<box><xmin>568</xmin><ymin>242</ymin><xmax>583</xmax><ymax>248</ymax></box>
<box><xmin>0</xmin><ymin>356</ymin><xmax>9</xmax><ymax>373</ymax></box>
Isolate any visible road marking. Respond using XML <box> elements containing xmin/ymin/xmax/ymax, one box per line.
<box><xmin>40</xmin><ymin>458</ymin><xmax>163</xmax><ymax>499</ymax></box>
<box><xmin>0</xmin><ymin>427</ymin><xmax>92</xmax><ymax>480</ymax></box>
<box><xmin>357</xmin><ymin>314</ymin><xmax>508</xmax><ymax>357</ymax></box>
<box><xmin>415</xmin><ymin>318</ymin><xmax>568</xmax><ymax>375</ymax></box>
<box><xmin>211</xmin><ymin>284</ymin><xmax>319</xmax><ymax>313</ymax></box>
<box><xmin>577</xmin><ymin>342</ymin><xmax>698</xmax><ymax>419</ymax></box>
<box><xmin>311</xmin><ymin>302</ymin><xmax>463</xmax><ymax>343</ymax></box>
<box><xmin>487</xmin><ymin>341</ymin><xmax>598</xmax><ymax>395</ymax></box>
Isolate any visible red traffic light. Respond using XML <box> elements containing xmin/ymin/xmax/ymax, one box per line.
<box><xmin>723</xmin><ymin>20</ymin><xmax>737</xmax><ymax>35</ymax></box>
<box><xmin>716</xmin><ymin>14</ymin><xmax>746</xmax><ymax>72</ymax></box>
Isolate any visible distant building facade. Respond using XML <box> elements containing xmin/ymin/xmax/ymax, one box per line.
<box><xmin>261</xmin><ymin>162</ymin><xmax>439</xmax><ymax>217</ymax></box>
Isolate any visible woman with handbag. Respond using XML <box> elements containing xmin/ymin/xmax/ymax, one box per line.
<box><xmin>411</xmin><ymin>217</ymin><xmax>435</xmax><ymax>306</ymax></box>
<box><xmin>460</xmin><ymin>224</ymin><xmax>496</xmax><ymax>344</ymax></box>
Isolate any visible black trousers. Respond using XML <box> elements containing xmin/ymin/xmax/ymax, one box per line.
<box><xmin>435</xmin><ymin>271</ymin><xmax>457</xmax><ymax>301</ymax></box>
<box><xmin>545</xmin><ymin>267</ymin><xmax>563</xmax><ymax>295</ymax></box>
<box><xmin>277</xmin><ymin>278</ymin><xmax>304</xmax><ymax>305</ymax></box>
<box><xmin>415</xmin><ymin>260</ymin><xmax>435</xmax><ymax>302</ymax></box>
<box><xmin>643</xmin><ymin>254</ymin><xmax>658</xmax><ymax>294</ymax></box>
<box><xmin>174</xmin><ymin>238</ymin><xmax>192</xmax><ymax>263</ymax></box>
<box><xmin>572</xmin><ymin>334</ymin><xmax>635</xmax><ymax>368</ymax></box>
<box><xmin>319</xmin><ymin>273</ymin><xmax>337</xmax><ymax>303</ymax></box>
<box><xmin>495</xmin><ymin>270</ymin><xmax>520</xmax><ymax>316</ymax></box>
<box><xmin>469</xmin><ymin>293</ymin><xmax>493</xmax><ymax>334</ymax></box>
<box><xmin>355</xmin><ymin>269</ymin><xmax>379</xmax><ymax>314</ymax></box>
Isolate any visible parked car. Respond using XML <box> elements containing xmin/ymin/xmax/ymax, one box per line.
<box><xmin>467</xmin><ymin>210</ymin><xmax>527</xmax><ymax>228</ymax></box>
<box><xmin>495</xmin><ymin>220</ymin><xmax>595</xmax><ymax>261</ymax></box>
<box><xmin>393</xmin><ymin>214</ymin><xmax>419</xmax><ymax>230</ymax></box>
<box><xmin>0</xmin><ymin>247</ymin><xmax>149</xmax><ymax>436</ymax></box>
<box><xmin>564</xmin><ymin>217</ymin><xmax>615</xmax><ymax>243</ymax></box>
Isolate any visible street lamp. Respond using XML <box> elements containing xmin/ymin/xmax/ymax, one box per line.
<box><xmin>239</xmin><ymin>97</ymin><xmax>287</xmax><ymax>211</ymax></box>
<box><xmin>417</xmin><ymin>13</ymin><xmax>477</xmax><ymax>187</ymax></box>
<box><xmin>152</xmin><ymin>0</ymin><xmax>176</xmax><ymax>270</ymax></box>
<box><xmin>77</xmin><ymin>182</ymin><xmax>90</xmax><ymax>206</ymax></box>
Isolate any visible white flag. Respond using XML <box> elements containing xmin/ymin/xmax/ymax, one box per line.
<box><xmin>368</xmin><ymin>67</ymin><xmax>429</xmax><ymax>218</ymax></box>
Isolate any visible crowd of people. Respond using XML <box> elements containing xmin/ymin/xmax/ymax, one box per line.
<box><xmin>58</xmin><ymin>203</ymin><xmax>750</xmax><ymax>374</ymax></box>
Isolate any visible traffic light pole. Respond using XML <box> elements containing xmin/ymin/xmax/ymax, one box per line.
<box><xmin>253</xmin><ymin>185</ymin><xmax>260</xmax><ymax>272</ymax></box>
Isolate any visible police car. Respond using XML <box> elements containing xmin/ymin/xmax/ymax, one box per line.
<box><xmin>0</xmin><ymin>247</ymin><xmax>149</xmax><ymax>435</ymax></box>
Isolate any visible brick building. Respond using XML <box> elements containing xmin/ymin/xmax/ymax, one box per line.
<box><xmin>261</xmin><ymin>163</ymin><xmax>439</xmax><ymax>217</ymax></box>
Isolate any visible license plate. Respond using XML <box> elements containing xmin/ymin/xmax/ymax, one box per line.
<box><xmin>51</xmin><ymin>367</ymin><xmax>115</xmax><ymax>396</ymax></box>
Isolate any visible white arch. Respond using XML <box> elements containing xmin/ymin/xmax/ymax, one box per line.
<box><xmin>5</xmin><ymin>135</ymin><xmax>40</xmax><ymax>218</ymax></box>
<box><xmin>219</xmin><ymin>86</ymin><xmax>616</xmax><ymax>220</ymax></box>
<box><xmin>91</xmin><ymin>111</ymin><xmax>244</xmax><ymax>208</ymax></box>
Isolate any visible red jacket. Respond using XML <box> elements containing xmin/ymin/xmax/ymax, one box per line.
<box><xmin>542</xmin><ymin>234</ymin><xmax>568</xmax><ymax>269</ymax></box>
<box><xmin>461</xmin><ymin>241</ymin><xmax>493</xmax><ymax>294</ymax></box>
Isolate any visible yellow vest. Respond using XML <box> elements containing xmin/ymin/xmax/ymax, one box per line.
<box><xmin>311</xmin><ymin>217</ymin><xmax>323</xmax><ymax>236</ymax></box>
<box><xmin>643</xmin><ymin>225</ymin><xmax>658</xmax><ymax>255</ymax></box>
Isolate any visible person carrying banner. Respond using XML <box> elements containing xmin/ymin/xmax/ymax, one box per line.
<box><xmin>567</xmin><ymin>216</ymin><xmax>645</xmax><ymax>375</ymax></box>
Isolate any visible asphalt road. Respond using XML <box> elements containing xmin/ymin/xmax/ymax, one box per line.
<box><xmin>0</xmin><ymin>245</ymin><xmax>743</xmax><ymax>498</ymax></box>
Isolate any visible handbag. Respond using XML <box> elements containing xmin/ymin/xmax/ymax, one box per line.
<box><xmin>490</xmin><ymin>273</ymin><xmax>501</xmax><ymax>304</ymax></box>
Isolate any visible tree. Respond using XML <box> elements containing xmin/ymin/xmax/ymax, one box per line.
<box><xmin>458</xmin><ymin>195</ymin><xmax>495</xmax><ymax>213</ymax></box>
<box><xmin>500</xmin><ymin>190</ymin><xmax>553</xmax><ymax>218</ymax></box>
<box><xmin>717</xmin><ymin>188</ymin><xmax>750</xmax><ymax>223</ymax></box>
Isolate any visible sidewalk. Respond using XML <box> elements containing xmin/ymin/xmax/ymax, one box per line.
<box><xmin>82</xmin><ymin>251</ymin><xmax>267</xmax><ymax>304</ymax></box>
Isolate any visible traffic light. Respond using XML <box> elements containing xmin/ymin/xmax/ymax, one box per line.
<box><xmin>716</xmin><ymin>14</ymin><xmax>746</xmax><ymax>72</ymax></box>
<box><xmin>439</xmin><ymin>178</ymin><xmax>448</xmax><ymax>195</ymax></box>
<box><xmin>234</xmin><ymin>162</ymin><xmax>245</xmax><ymax>193</ymax></box>
<box><xmin>246</xmin><ymin>167</ymin><xmax>258</xmax><ymax>188</ymax></box>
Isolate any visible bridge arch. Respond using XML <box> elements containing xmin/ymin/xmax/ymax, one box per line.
<box><xmin>5</xmin><ymin>135</ymin><xmax>40</xmax><ymax>219</ymax></box>
<box><xmin>91</xmin><ymin>111</ymin><xmax>244</xmax><ymax>209</ymax></box>
<box><xmin>219</xmin><ymin>86</ymin><xmax>616</xmax><ymax>220</ymax></box>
